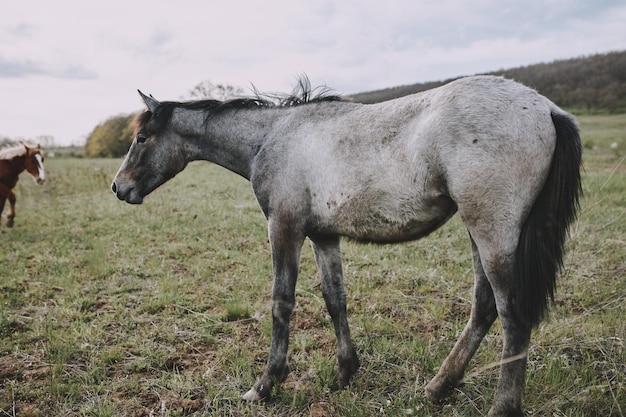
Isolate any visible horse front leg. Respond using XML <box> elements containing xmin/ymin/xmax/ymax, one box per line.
<box><xmin>6</xmin><ymin>190</ymin><xmax>16</xmax><ymax>228</ymax></box>
<box><xmin>243</xmin><ymin>219</ymin><xmax>304</xmax><ymax>401</ymax></box>
<box><xmin>0</xmin><ymin>185</ymin><xmax>10</xmax><ymax>227</ymax></box>
<box><xmin>0</xmin><ymin>186</ymin><xmax>16</xmax><ymax>228</ymax></box>
<box><xmin>0</xmin><ymin>195</ymin><xmax>6</xmax><ymax>227</ymax></box>
<box><xmin>310</xmin><ymin>235</ymin><xmax>359</xmax><ymax>389</ymax></box>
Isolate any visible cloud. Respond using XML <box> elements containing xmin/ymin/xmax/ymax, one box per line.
<box><xmin>0</xmin><ymin>57</ymin><xmax>43</xmax><ymax>78</ymax></box>
<box><xmin>0</xmin><ymin>56</ymin><xmax>97</xmax><ymax>79</ymax></box>
<box><xmin>8</xmin><ymin>22</ymin><xmax>36</xmax><ymax>39</ymax></box>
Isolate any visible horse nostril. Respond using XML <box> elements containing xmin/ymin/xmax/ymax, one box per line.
<box><xmin>111</xmin><ymin>182</ymin><xmax>117</xmax><ymax>193</ymax></box>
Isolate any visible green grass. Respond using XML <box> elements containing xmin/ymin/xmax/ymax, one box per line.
<box><xmin>1</xmin><ymin>114</ymin><xmax>625</xmax><ymax>416</ymax></box>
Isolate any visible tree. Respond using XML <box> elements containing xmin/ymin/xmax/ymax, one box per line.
<box><xmin>36</xmin><ymin>135</ymin><xmax>55</xmax><ymax>148</ymax></box>
<box><xmin>184</xmin><ymin>80</ymin><xmax>244</xmax><ymax>101</ymax></box>
<box><xmin>83</xmin><ymin>114</ymin><xmax>135</xmax><ymax>158</ymax></box>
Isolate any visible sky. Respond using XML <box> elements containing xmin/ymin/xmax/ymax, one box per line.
<box><xmin>1</xmin><ymin>0</ymin><xmax>625</xmax><ymax>146</ymax></box>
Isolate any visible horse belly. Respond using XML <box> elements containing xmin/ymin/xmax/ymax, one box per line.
<box><xmin>322</xmin><ymin>190</ymin><xmax>456</xmax><ymax>244</ymax></box>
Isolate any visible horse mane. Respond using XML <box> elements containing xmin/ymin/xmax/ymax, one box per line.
<box><xmin>0</xmin><ymin>144</ymin><xmax>31</xmax><ymax>160</ymax></box>
<box><xmin>132</xmin><ymin>76</ymin><xmax>345</xmax><ymax>138</ymax></box>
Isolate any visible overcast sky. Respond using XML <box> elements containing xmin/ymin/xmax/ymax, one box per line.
<box><xmin>2</xmin><ymin>0</ymin><xmax>625</xmax><ymax>146</ymax></box>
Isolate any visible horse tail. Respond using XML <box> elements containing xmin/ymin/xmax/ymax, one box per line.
<box><xmin>515</xmin><ymin>110</ymin><xmax>583</xmax><ymax>328</ymax></box>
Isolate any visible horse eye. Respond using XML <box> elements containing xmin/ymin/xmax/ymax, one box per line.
<box><xmin>136</xmin><ymin>134</ymin><xmax>148</xmax><ymax>144</ymax></box>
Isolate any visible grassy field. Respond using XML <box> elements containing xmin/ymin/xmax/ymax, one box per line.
<box><xmin>1</xmin><ymin>114</ymin><xmax>625</xmax><ymax>416</ymax></box>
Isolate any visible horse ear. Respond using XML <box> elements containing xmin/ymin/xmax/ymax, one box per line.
<box><xmin>138</xmin><ymin>90</ymin><xmax>160</xmax><ymax>113</ymax></box>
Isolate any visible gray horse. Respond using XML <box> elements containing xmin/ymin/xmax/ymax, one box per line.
<box><xmin>112</xmin><ymin>75</ymin><xmax>582</xmax><ymax>417</ymax></box>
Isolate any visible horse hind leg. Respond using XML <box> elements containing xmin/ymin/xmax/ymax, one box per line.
<box><xmin>467</xmin><ymin>232</ymin><xmax>531</xmax><ymax>417</ymax></box>
<box><xmin>425</xmin><ymin>235</ymin><xmax>498</xmax><ymax>399</ymax></box>
<box><xmin>310</xmin><ymin>235</ymin><xmax>359</xmax><ymax>388</ymax></box>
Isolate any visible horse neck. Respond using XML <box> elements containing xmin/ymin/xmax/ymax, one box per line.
<box><xmin>171</xmin><ymin>108</ymin><xmax>272</xmax><ymax>180</ymax></box>
<box><xmin>0</xmin><ymin>156</ymin><xmax>25</xmax><ymax>184</ymax></box>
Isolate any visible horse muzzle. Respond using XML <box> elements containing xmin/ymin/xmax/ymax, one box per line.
<box><xmin>111</xmin><ymin>180</ymin><xmax>144</xmax><ymax>204</ymax></box>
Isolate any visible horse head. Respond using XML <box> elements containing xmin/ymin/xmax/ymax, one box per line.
<box><xmin>111</xmin><ymin>91</ymin><xmax>188</xmax><ymax>204</ymax></box>
<box><xmin>24</xmin><ymin>144</ymin><xmax>45</xmax><ymax>185</ymax></box>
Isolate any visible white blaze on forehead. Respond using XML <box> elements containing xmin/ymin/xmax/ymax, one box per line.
<box><xmin>35</xmin><ymin>154</ymin><xmax>45</xmax><ymax>181</ymax></box>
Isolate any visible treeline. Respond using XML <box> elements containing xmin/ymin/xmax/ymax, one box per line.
<box><xmin>83</xmin><ymin>114</ymin><xmax>135</xmax><ymax>158</ymax></box>
<box><xmin>1</xmin><ymin>135</ymin><xmax>55</xmax><ymax>149</ymax></box>
<box><xmin>350</xmin><ymin>50</ymin><xmax>626</xmax><ymax>113</ymax></box>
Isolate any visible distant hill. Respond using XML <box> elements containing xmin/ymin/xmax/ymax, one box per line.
<box><xmin>349</xmin><ymin>50</ymin><xmax>626</xmax><ymax>113</ymax></box>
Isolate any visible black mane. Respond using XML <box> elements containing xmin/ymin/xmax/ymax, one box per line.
<box><xmin>133</xmin><ymin>76</ymin><xmax>344</xmax><ymax>138</ymax></box>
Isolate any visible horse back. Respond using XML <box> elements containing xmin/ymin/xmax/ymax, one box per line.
<box><xmin>251</xmin><ymin>76</ymin><xmax>559</xmax><ymax>244</ymax></box>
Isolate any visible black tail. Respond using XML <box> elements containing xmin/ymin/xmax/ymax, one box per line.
<box><xmin>515</xmin><ymin>111</ymin><xmax>583</xmax><ymax>328</ymax></box>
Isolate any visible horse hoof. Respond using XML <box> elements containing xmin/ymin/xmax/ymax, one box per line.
<box><xmin>6</xmin><ymin>220</ymin><xmax>14</xmax><ymax>228</ymax></box>
<box><xmin>487</xmin><ymin>404</ymin><xmax>524</xmax><ymax>417</ymax></box>
<box><xmin>425</xmin><ymin>377</ymin><xmax>457</xmax><ymax>401</ymax></box>
<box><xmin>242</xmin><ymin>388</ymin><xmax>263</xmax><ymax>402</ymax></box>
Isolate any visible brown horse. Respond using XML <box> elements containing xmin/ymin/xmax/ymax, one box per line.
<box><xmin>0</xmin><ymin>144</ymin><xmax>46</xmax><ymax>227</ymax></box>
